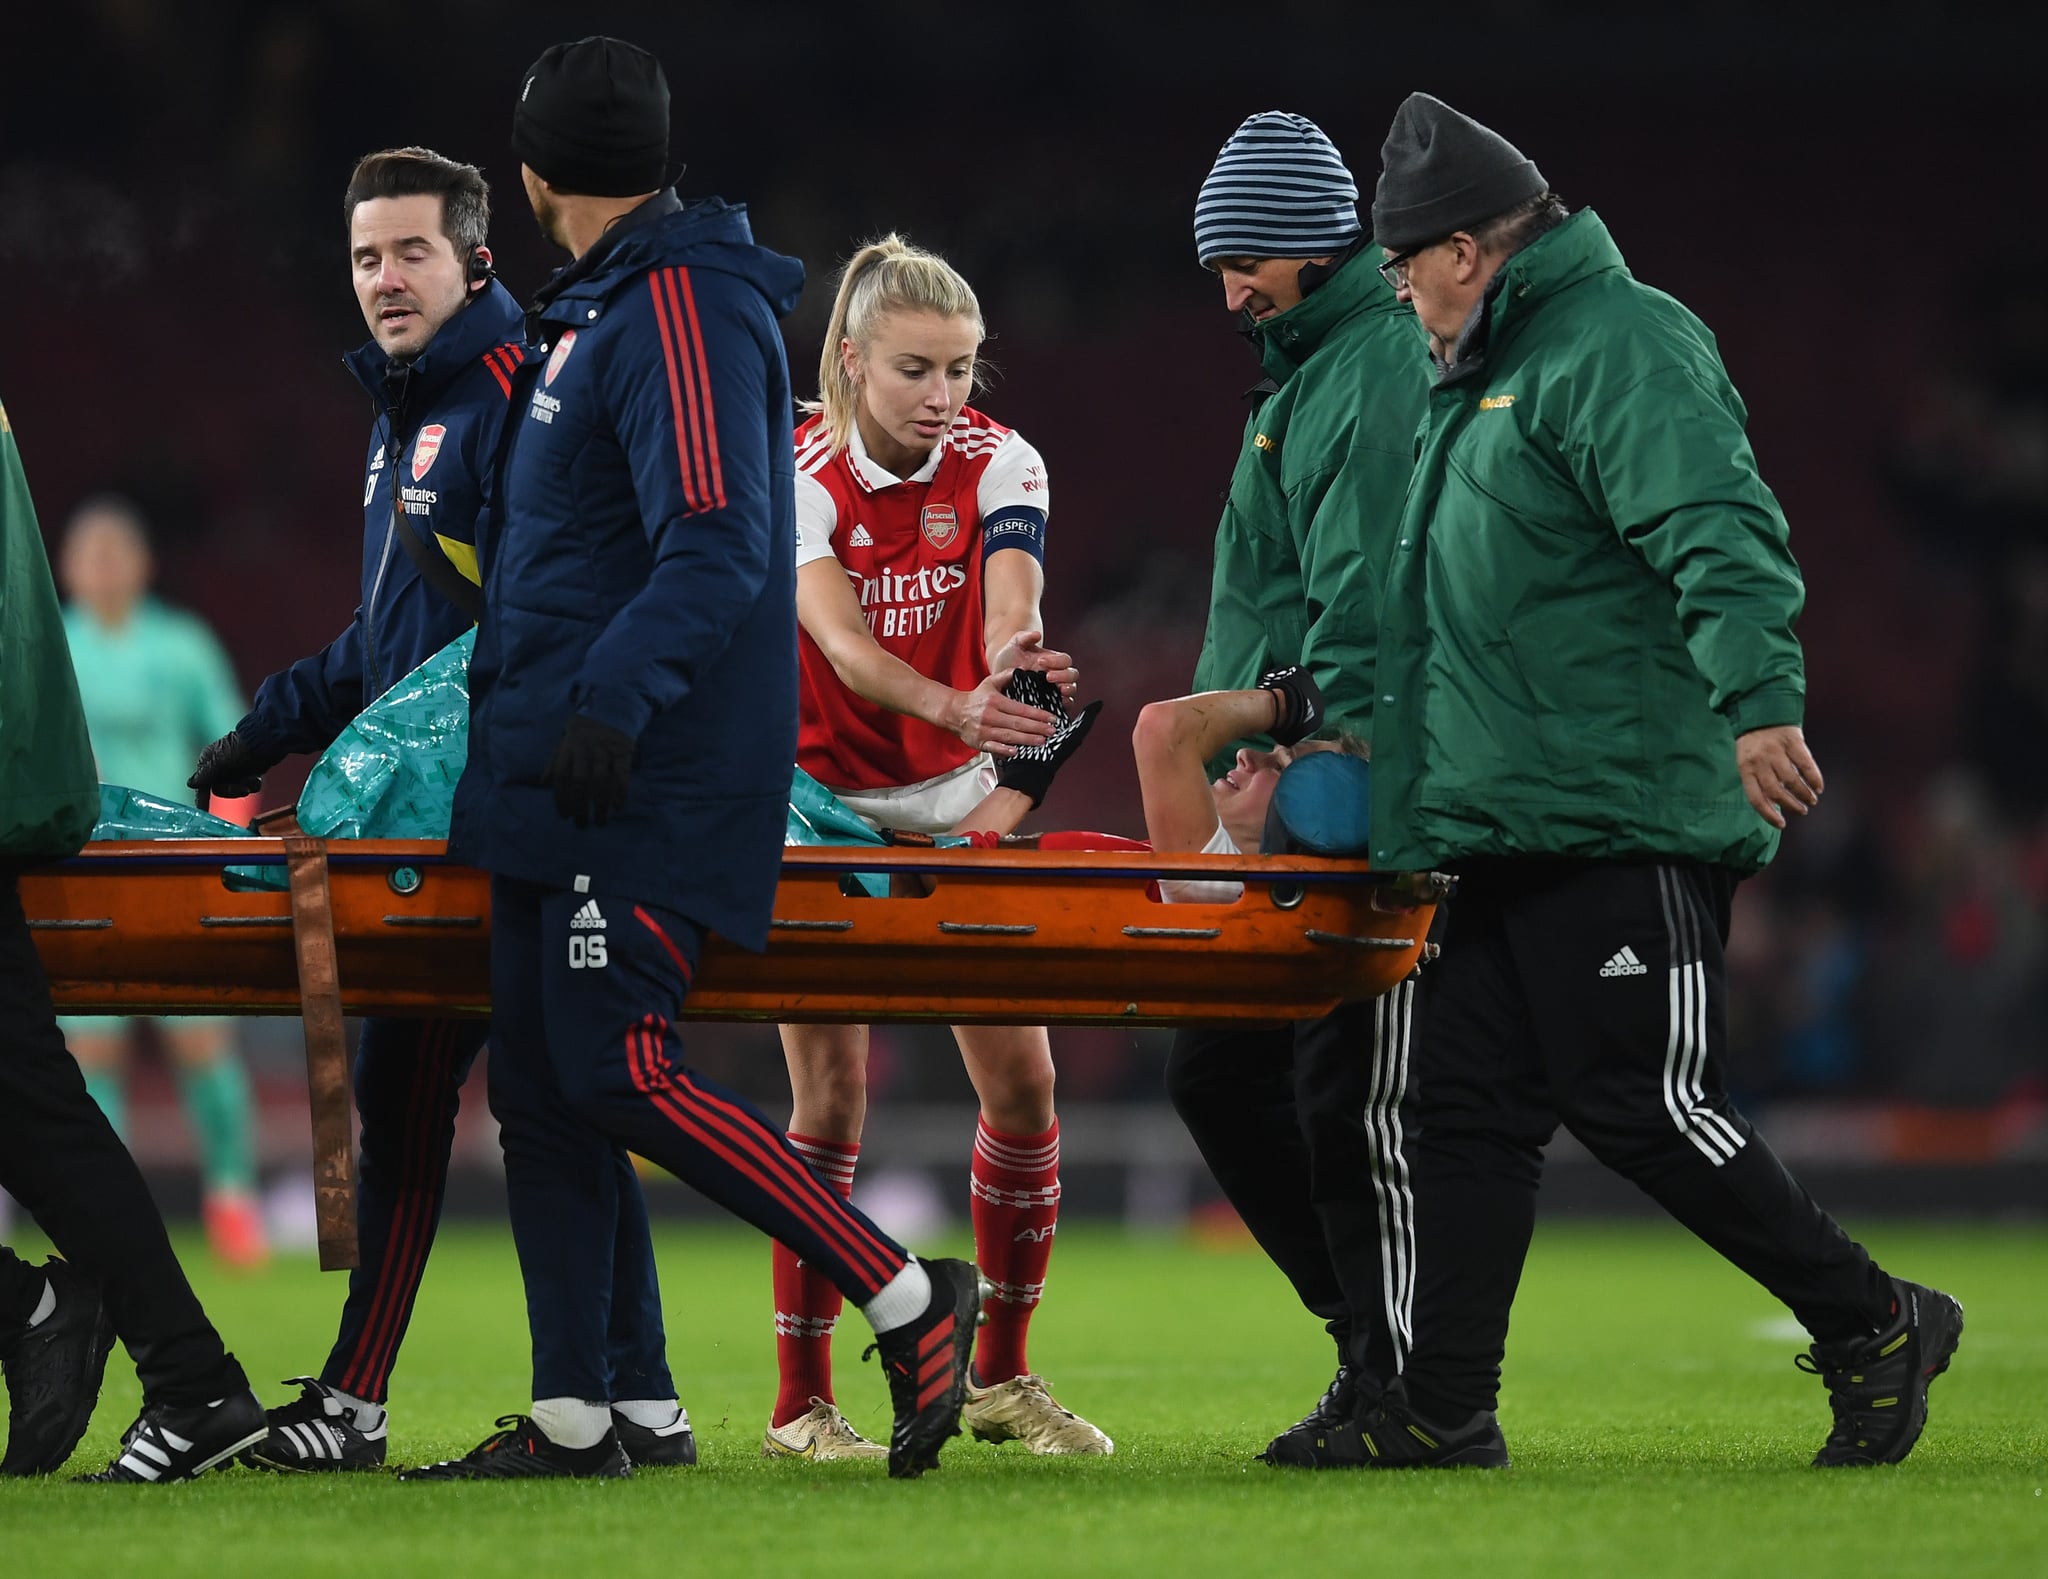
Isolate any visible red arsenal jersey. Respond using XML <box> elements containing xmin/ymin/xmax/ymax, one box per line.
<box><xmin>794</xmin><ymin>406</ymin><xmax>1050</xmax><ymax>792</ymax></box>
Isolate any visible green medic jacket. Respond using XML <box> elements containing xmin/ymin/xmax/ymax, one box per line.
<box><xmin>0</xmin><ymin>395</ymin><xmax>98</xmax><ymax>863</ymax></box>
<box><xmin>1191</xmin><ymin>247</ymin><xmax>1430</xmax><ymax>755</ymax></box>
<box><xmin>1370</xmin><ymin>209</ymin><xmax>1803</xmax><ymax>876</ymax></box>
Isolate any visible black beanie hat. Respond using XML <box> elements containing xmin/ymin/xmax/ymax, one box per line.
<box><xmin>1371</xmin><ymin>93</ymin><xmax>1546</xmax><ymax>251</ymax></box>
<box><xmin>512</xmin><ymin>35</ymin><xmax>670</xmax><ymax>198</ymax></box>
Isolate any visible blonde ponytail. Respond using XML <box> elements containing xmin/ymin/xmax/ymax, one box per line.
<box><xmin>804</xmin><ymin>233</ymin><xmax>985</xmax><ymax>454</ymax></box>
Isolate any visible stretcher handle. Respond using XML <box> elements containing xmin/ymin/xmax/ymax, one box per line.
<box><xmin>281</xmin><ymin>827</ymin><xmax>359</xmax><ymax>1272</ymax></box>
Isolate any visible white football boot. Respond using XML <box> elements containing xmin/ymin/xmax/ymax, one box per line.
<box><xmin>760</xmin><ymin>1398</ymin><xmax>889</xmax><ymax>1462</ymax></box>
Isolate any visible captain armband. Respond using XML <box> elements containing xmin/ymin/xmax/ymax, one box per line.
<box><xmin>980</xmin><ymin>507</ymin><xmax>1046</xmax><ymax>563</ymax></box>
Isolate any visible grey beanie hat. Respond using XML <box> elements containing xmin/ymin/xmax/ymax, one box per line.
<box><xmin>1370</xmin><ymin>93</ymin><xmax>1546</xmax><ymax>251</ymax></box>
<box><xmin>1194</xmin><ymin>111</ymin><xmax>1362</xmax><ymax>265</ymax></box>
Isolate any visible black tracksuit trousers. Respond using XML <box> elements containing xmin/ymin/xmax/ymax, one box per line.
<box><xmin>1166</xmin><ymin>980</ymin><xmax>1420</xmax><ymax>1384</ymax></box>
<box><xmin>0</xmin><ymin>877</ymin><xmax>246</xmax><ymax>1405</ymax></box>
<box><xmin>1401</xmin><ymin>858</ymin><xmax>1895</xmax><ymax>1420</ymax></box>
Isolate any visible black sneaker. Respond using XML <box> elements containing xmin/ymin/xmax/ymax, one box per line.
<box><xmin>1</xmin><ymin>1257</ymin><xmax>116</xmax><ymax>1476</ymax></box>
<box><xmin>80</xmin><ymin>1390</ymin><xmax>268</xmax><ymax>1482</ymax></box>
<box><xmin>1798</xmin><ymin>1277</ymin><xmax>1964</xmax><ymax>1467</ymax></box>
<box><xmin>244</xmin><ymin>1377</ymin><xmax>387</xmax><ymax>1472</ymax></box>
<box><xmin>398</xmin><ymin>1416</ymin><xmax>631</xmax><ymax>1481</ymax></box>
<box><xmin>611</xmin><ymin>1405</ymin><xmax>696</xmax><ymax>1467</ymax></box>
<box><xmin>862</xmin><ymin>1257</ymin><xmax>980</xmax><ymax>1479</ymax></box>
<box><xmin>1263</xmin><ymin>1387</ymin><xmax>1510</xmax><ymax>1470</ymax></box>
<box><xmin>1259</xmin><ymin>1362</ymin><xmax>1361</xmax><ymax>1465</ymax></box>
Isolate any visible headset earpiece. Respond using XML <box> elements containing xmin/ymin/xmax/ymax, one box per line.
<box><xmin>467</xmin><ymin>246</ymin><xmax>494</xmax><ymax>287</ymax></box>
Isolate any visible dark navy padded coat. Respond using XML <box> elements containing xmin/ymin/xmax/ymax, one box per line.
<box><xmin>451</xmin><ymin>194</ymin><xmax>804</xmax><ymax>950</ymax></box>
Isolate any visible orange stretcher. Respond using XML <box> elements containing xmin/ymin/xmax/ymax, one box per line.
<box><xmin>22</xmin><ymin>839</ymin><xmax>1440</xmax><ymax>1269</ymax></box>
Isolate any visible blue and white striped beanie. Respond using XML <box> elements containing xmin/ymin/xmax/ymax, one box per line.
<box><xmin>1194</xmin><ymin>111</ymin><xmax>1361</xmax><ymax>266</ymax></box>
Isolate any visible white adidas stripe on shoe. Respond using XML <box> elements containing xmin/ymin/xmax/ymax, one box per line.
<box><xmin>245</xmin><ymin>1377</ymin><xmax>389</xmax><ymax>1472</ymax></box>
<box><xmin>83</xmin><ymin>1391</ymin><xmax>269</xmax><ymax>1483</ymax></box>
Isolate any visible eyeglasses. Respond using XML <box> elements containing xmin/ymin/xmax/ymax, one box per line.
<box><xmin>1377</xmin><ymin>239</ymin><xmax>1448</xmax><ymax>291</ymax></box>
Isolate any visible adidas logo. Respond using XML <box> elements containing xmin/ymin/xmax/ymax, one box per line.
<box><xmin>570</xmin><ymin>900</ymin><xmax>607</xmax><ymax>930</ymax></box>
<box><xmin>847</xmin><ymin>522</ymin><xmax>873</xmax><ymax>547</ymax></box>
<box><xmin>1599</xmin><ymin>945</ymin><xmax>1648</xmax><ymax>977</ymax></box>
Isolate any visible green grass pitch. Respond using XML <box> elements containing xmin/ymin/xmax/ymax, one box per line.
<box><xmin>2</xmin><ymin>1217</ymin><xmax>2042</xmax><ymax>1576</ymax></box>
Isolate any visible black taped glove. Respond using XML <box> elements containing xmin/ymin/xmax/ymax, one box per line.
<box><xmin>188</xmin><ymin>729</ymin><xmax>273</xmax><ymax>803</ymax></box>
<box><xmin>545</xmin><ymin>715</ymin><xmax>636</xmax><ymax>828</ymax></box>
<box><xmin>996</xmin><ymin>700</ymin><xmax>1102</xmax><ymax>810</ymax></box>
<box><xmin>1003</xmin><ymin>666</ymin><xmax>1070</xmax><ymax>721</ymax></box>
<box><xmin>1258</xmin><ymin>665</ymin><xmax>1325</xmax><ymax>748</ymax></box>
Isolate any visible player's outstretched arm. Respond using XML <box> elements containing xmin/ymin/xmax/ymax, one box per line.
<box><xmin>1133</xmin><ymin>688</ymin><xmax>1284</xmax><ymax>852</ymax></box>
<box><xmin>796</xmin><ymin>559</ymin><xmax>1053</xmax><ymax>756</ymax></box>
<box><xmin>983</xmin><ymin>547</ymin><xmax>1078</xmax><ymax>704</ymax></box>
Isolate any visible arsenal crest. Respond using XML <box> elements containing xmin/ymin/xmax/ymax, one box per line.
<box><xmin>545</xmin><ymin>329</ymin><xmax>578</xmax><ymax>386</ymax></box>
<box><xmin>920</xmin><ymin>503</ymin><xmax>959</xmax><ymax>550</ymax></box>
<box><xmin>411</xmin><ymin>425</ymin><xmax>446</xmax><ymax>482</ymax></box>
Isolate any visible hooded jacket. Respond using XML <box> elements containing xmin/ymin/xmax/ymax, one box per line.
<box><xmin>237</xmin><ymin>280</ymin><xmax>526</xmax><ymax>761</ymax></box>
<box><xmin>1191</xmin><ymin>247</ymin><xmax>1429</xmax><ymax>758</ymax></box>
<box><xmin>450</xmin><ymin>194</ymin><xmax>805</xmax><ymax>949</ymax></box>
<box><xmin>0</xmin><ymin>395</ymin><xmax>97</xmax><ymax>863</ymax></box>
<box><xmin>1369</xmin><ymin>209</ymin><xmax>1804</xmax><ymax>875</ymax></box>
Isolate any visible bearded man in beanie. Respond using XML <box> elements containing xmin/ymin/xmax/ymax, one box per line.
<box><xmin>415</xmin><ymin>36</ymin><xmax>978</xmax><ymax>1482</ymax></box>
<box><xmin>1334</xmin><ymin>92</ymin><xmax>1961</xmax><ymax>1469</ymax></box>
<box><xmin>1167</xmin><ymin>111</ymin><xmax>1433</xmax><ymax>1466</ymax></box>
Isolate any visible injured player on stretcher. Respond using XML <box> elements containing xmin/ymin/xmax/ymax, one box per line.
<box><xmin>870</xmin><ymin>665</ymin><xmax>1391</xmax><ymax>906</ymax></box>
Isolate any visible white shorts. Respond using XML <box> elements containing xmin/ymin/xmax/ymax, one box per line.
<box><xmin>828</xmin><ymin>756</ymin><xmax>999</xmax><ymax>837</ymax></box>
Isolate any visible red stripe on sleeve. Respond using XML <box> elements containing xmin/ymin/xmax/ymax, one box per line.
<box><xmin>658</xmin><ymin>269</ymin><xmax>717</xmax><ymax>511</ymax></box>
<box><xmin>481</xmin><ymin>352</ymin><xmax>512</xmax><ymax>399</ymax></box>
<box><xmin>647</xmin><ymin>271</ymin><xmax>706</xmax><ymax>512</ymax></box>
<box><xmin>673</xmin><ymin>269</ymin><xmax>727</xmax><ymax>509</ymax></box>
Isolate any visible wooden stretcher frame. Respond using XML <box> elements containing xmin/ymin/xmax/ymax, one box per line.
<box><xmin>22</xmin><ymin>839</ymin><xmax>1440</xmax><ymax>1268</ymax></box>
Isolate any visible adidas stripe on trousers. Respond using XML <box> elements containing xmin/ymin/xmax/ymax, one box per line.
<box><xmin>316</xmin><ymin>1017</ymin><xmax>673</xmax><ymax>1406</ymax></box>
<box><xmin>486</xmin><ymin>875</ymin><xmax>910</xmax><ymax>1402</ymax></box>
<box><xmin>1400</xmin><ymin>857</ymin><xmax>1895</xmax><ymax>1420</ymax></box>
<box><xmin>1166</xmin><ymin>986</ymin><xmax>1419</xmax><ymax>1384</ymax></box>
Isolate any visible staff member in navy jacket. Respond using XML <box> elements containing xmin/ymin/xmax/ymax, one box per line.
<box><xmin>419</xmin><ymin>37</ymin><xmax>978</xmax><ymax>1483</ymax></box>
<box><xmin>190</xmin><ymin>147</ymin><xmax>687</xmax><ymax>1473</ymax></box>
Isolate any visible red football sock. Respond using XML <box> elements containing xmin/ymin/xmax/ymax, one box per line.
<box><xmin>969</xmin><ymin>1115</ymin><xmax>1060</xmax><ymax>1384</ymax></box>
<box><xmin>771</xmin><ymin>1133</ymin><xmax>859</xmax><ymax>1428</ymax></box>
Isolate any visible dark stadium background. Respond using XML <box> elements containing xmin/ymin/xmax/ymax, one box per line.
<box><xmin>2</xmin><ymin>0</ymin><xmax>2041</xmax><ymax>1229</ymax></box>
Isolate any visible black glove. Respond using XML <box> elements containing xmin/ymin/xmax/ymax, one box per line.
<box><xmin>1258</xmin><ymin>665</ymin><xmax>1325</xmax><ymax>748</ymax></box>
<box><xmin>1003</xmin><ymin>666</ymin><xmax>1070</xmax><ymax>720</ymax></box>
<box><xmin>188</xmin><ymin>729</ymin><xmax>273</xmax><ymax>803</ymax></box>
<box><xmin>996</xmin><ymin>700</ymin><xmax>1102</xmax><ymax>810</ymax></box>
<box><xmin>544</xmin><ymin>715</ymin><xmax>636</xmax><ymax>828</ymax></box>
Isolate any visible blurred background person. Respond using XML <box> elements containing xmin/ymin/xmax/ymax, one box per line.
<box><xmin>56</xmin><ymin>494</ymin><xmax>267</xmax><ymax>1269</ymax></box>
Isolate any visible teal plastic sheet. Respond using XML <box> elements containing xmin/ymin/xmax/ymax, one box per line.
<box><xmin>90</xmin><ymin>635</ymin><xmax>946</xmax><ymax>901</ymax></box>
<box><xmin>297</xmin><ymin>630</ymin><xmax>474</xmax><ymax>840</ymax></box>
<box><xmin>87</xmin><ymin>783</ymin><xmax>280</xmax><ymax>892</ymax></box>
<box><xmin>787</xmin><ymin>766</ymin><xmax>887</xmax><ymax>849</ymax></box>
<box><xmin>90</xmin><ymin>783</ymin><xmax>254</xmax><ymax>843</ymax></box>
